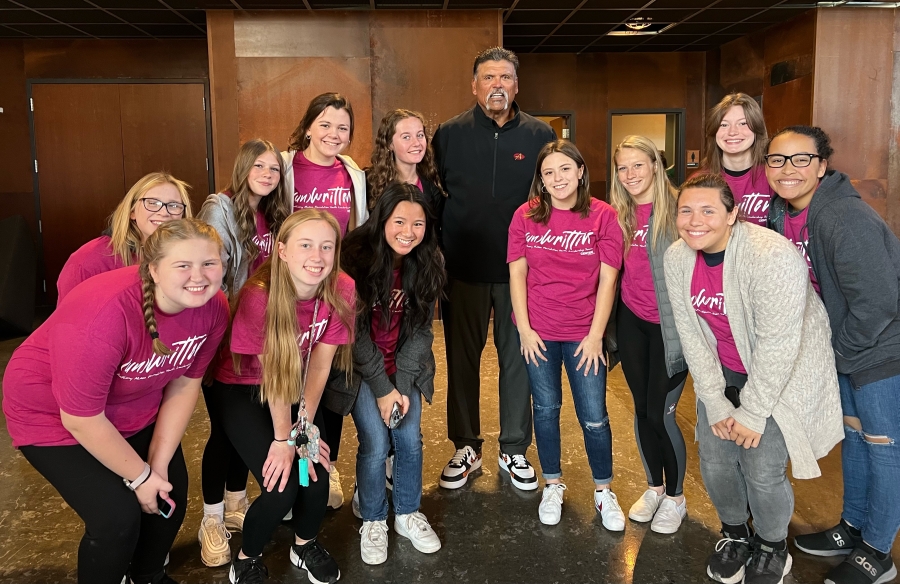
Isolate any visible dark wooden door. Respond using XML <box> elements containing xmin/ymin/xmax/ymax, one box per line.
<box><xmin>32</xmin><ymin>83</ymin><xmax>126</xmax><ymax>305</ymax></box>
<box><xmin>33</xmin><ymin>82</ymin><xmax>210</xmax><ymax>305</ymax></box>
<box><xmin>119</xmin><ymin>84</ymin><xmax>209</xmax><ymax>213</ymax></box>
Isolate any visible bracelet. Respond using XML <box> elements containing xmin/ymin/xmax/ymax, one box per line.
<box><xmin>123</xmin><ymin>463</ymin><xmax>152</xmax><ymax>491</ymax></box>
<box><xmin>273</xmin><ymin>437</ymin><xmax>289</xmax><ymax>443</ymax></box>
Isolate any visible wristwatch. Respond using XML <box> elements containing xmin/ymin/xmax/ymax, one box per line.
<box><xmin>123</xmin><ymin>463</ymin><xmax>152</xmax><ymax>491</ymax></box>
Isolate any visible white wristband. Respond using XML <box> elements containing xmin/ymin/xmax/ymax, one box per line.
<box><xmin>124</xmin><ymin>463</ymin><xmax>152</xmax><ymax>491</ymax></box>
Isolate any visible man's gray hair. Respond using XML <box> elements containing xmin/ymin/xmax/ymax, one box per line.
<box><xmin>473</xmin><ymin>47</ymin><xmax>519</xmax><ymax>77</ymax></box>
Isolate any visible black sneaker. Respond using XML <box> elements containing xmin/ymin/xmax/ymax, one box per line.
<box><xmin>824</xmin><ymin>543</ymin><xmax>898</xmax><ymax>584</ymax></box>
<box><xmin>229</xmin><ymin>556</ymin><xmax>268</xmax><ymax>584</ymax></box>
<box><xmin>745</xmin><ymin>540</ymin><xmax>792</xmax><ymax>584</ymax></box>
<box><xmin>498</xmin><ymin>451</ymin><xmax>538</xmax><ymax>491</ymax></box>
<box><xmin>290</xmin><ymin>539</ymin><xmax>341</xmax><ymax>584</ymax></box>
<box><xmin>707</xmin><ymin>530</ymin><xmax>754</xmax><ymax>584</ymax></box>
<box><xmin>795</xmin><ymin>520</ymin><xmax>861</xmax><ymax>557</ymax></box>
<box><xmin>439</xmin><ymin>446</ymin><xmax>482</xmax><ymax>489</ymax></box>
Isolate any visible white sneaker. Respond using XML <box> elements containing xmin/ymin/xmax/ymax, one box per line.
<box><xmin>439</xmin><ymin>446</ymin><xmax>482</xmax><ymax>489</ymax></box>
<box><xmin>351</xmin><ymin>482</ymin><xmax>362</xmax><ymax>519</ymax></box>
<box><xmin>359</xmin><ymin>519</ymin><xmax>389</xmax><ymax>565</ymax></box>
<box><xmin>328</xmin><ymin>466</ymin><xmax>344</xmax><ymax>509</ymax></box>
<box><xmin>538</xmin><ymin>483</ymin><xmax>567</xmax><ymax>526</ymax></box>
<box><xmin>629</xmin><ymin>488</ymin><xmax>664</xmax><ymax>523</ymax></box>
<box><xmin>395</xmin><ymin>511</ymin><xmax>442</xmax><ymax>554</ymax></box>
<box><xmin>198</xmin><ymin>515</ymin><xmax>232</xmax><ymax>567</ymax></box>
<box><xmin>498</xmin><ymin>452</ymin><xmax>538</xmax><ymax>491</ymax></box>
<box><xmin>224</xmin><ymin>496</ymin><xmax>249</xmax><ymax>532</ymax></box>
<box><xmin>650</xmin><ymin>497</ymin><xmax>686</xmax><ymax>534</ymax></box>
<box><xmin>594</xmin><ymin>489</ymin><xmax>626</xmax><ymax>532</ymax></box>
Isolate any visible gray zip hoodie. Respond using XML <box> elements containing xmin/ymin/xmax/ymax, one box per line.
<box><xmin>769</xmin><ymin>169</ymin><xmax>900</xmax><ymax>386</ymax></box>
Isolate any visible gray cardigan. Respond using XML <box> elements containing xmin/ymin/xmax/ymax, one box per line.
<box><xmin>664</xmin><ymin>221</ymin><xmax>843</xmax><ymax>479</ymax></box>
<box><xmin>197</xmin><ymin>193</ymin><xmax>249</xmax><ymax>297</ymax></box>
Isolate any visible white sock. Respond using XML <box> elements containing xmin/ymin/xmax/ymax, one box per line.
<box><xmin>225</xmin><ymin>490</ymin><xmax>247</xmax><ymax>510</ymax></box>
<box><xmin>204</xmin><ymin>501</ymin><xmax>225</xmax><ymax>522</ymax></box>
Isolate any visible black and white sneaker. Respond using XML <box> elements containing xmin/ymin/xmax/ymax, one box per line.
<box><xmin>229</xmin><ymin>556</ymin><xmax>268</xmax><ymax>584</ymax></box>
<box><xmin>498</xmin><ymin>451</ymin><xmax>538</xmax><ymax>491</ymax></box>
<box><xmin>825</xmin><ymin>543</ymin><xmax>898</xmax><ymax>584</ymax></box>
<box><xmin>290</xmin><ymin>538</ymin><xmax>341</xmax><ymax>584</ymax></box>
<box><xmin>707</xmin><ymin>529</ymin><xmax>754</xmax><ymax>584</ymax></box>
<box><xmin>744</xmin><ymin>539</ymin><xmax>791</xmax><ymax>584</ymax></box>
<box><xmin>795</xmin><ymin>519</ymin><xmax>861</xmax><ymax>557</ymax></box>
<box><xmin>439</xmin><ymin>446</ymin><xmax>482</xmax><ymax>489</ymax></box>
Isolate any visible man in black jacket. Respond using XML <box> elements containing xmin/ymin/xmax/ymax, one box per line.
<box><xmin>433</xmin><ymin>47</ymin><xmax>555</xmax><ymax>492</ymax></box>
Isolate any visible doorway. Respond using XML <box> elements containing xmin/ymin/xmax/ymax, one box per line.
<box><xmin>608</xmin><ymin>109</ymin><xmax>685</xmax><ymax>189</ymax></box>
<box><xmin>28</xmin><ymin>80</ymin><xmax>214</xmax><ymax>306</ymax></box>
<box><xmin>531</xmin><ymin>111</ymin><xmax>576</xmax><ymax>142</ymax></box>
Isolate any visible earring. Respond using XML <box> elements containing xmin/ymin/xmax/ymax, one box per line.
<box><xmin>580</xmin><ymin>177</ymin><xmax>585</xmax><ymax>186</ymax></box>
<box><xmin>305</xmin><ymin>134</ymin><xmax>311</xmax><ymax>140</ymax></box>
<box><xmin>541</xmin><ymin>184</ymin><xmax>548</xmax><ymax>193</ymax></box>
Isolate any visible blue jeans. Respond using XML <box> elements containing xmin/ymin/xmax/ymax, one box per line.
<box><xmin>524</xmin><ymin>340</ymin><xmax>613</xmax><ymax>484</ymax></box>
<box><xmin>839</xmin><ymin>372</ymin><xmax>900</xmax><ymax>553</ymax></box>
<box><xmin>351</xmin><ymin>380</ymin><xmax>423</xmax><ymax>522</ymax></box>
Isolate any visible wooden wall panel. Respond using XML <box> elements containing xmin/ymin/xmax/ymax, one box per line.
<box><xmin>574</xmin><ymin>52</ymin><xmax>609</xmax><ymax>196</ymax></box>
<box><xmin>0</xmin><ymin>41</ymin><xmax>32</xmax><ymax>195</ymax></box>
<box><xmin>32</xmin><ymin>84</ymin><xmax>125</xmax><ymax>304</ymax></box>
<box><xmin>762</xmin><ymin>10</ymin><xmax>816</xmax><ymax>132</ymax></box>
<box><xmin>23</xmin><ymin>39</ymin><xmax>208</xmax><ymax>80</ymax></box>
<box><xmin>890</xmin><ymin>10</ymin><xmax>900</xmax><ymax>234</ymax></box>
<box><xmin>235</xmin><ymin>57</ymin><xmax>373</xmax><ymax>165</ymax></box>
<box><xmin>208</xmin><ymin>11</ymin><xmax>241</xmax><ymax>192</ymax></box>
<box><xmin>719</xmin><ymin>33</ymin><xmax>765</xmax><ymax>98</ymax></box>
<box><xmin>119</xmin><ymin>83</ymin><xmax>210</xmax><ymax>211</ymax></box>
<box><xmin>234</xmin><ymin>11</ymin><xmax>369</xmax><ymax>58</ymax></box>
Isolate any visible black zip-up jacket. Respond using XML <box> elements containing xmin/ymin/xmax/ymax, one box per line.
<box><xmin>433</xmin><ymin>103</ymin><xmax>555</xmax><ymax>283</ymax></box>
<box><xmin>768</xmin><ymin>169</ymin><xmax>900</xmax><ymax>386</ymax></box>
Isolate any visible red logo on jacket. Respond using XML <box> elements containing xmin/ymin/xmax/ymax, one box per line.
<box><xmin>513</xmin><ymin>153</ymin><xmax>525</xmax><ymax>161</ymax></box>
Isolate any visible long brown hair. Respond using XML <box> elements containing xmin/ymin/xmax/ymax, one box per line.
<box><xmin>139</xmin><ymin>218</ymin><xmax>223</xmax><ymax>356</ymax></box>
<box><xmin>109</xmin><ymin>172</ymin><xmax>193</xmax><ymax>266</ymax></box>
<box><xmin>609</xmin><ymin>135</ymin><xmax>679</xmax><ymax>254</ymax></box>
<box><xmin>525</xmin><ymin>139</ymin><xmax>591</xmax><ymax>225</ymax></box>
<box><xmin>222</xmin><ymin>139</ymin><xmax>291</xmax><ymax>291</ymax></box>
<box><xmin>702</xmin><ymin>92</ymin><xmax>768</xmax><ymax>175</ymax></box>
<box><xmin>287</xmin><ymin>93</ymin><xmax>355</xmax><ymax>154</ymax></box>
<box><xmin>367</xmin><ymin>109</ymin><xmax>443</xmax><ymax>209</ymax></box>
<box><xmin>241</xmin><ymin>210</ymin><xmax>354</xmax><ymax>405</ymax></box>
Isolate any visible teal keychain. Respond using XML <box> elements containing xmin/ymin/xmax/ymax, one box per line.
<box><xmin>288</xmin><ymin>298</ymin><xmax>322</xmax><ymax>489</ymax></box>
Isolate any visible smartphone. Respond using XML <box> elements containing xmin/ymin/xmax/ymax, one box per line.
<box><xmin>157</xmin><ymin>495</ymin><xmax>175</xmax><ymax>519</ymax></box>
<box><xmin>388</xmin><ymin>402</ymin><xmax>404</xmax><ymax>429</ymax></box>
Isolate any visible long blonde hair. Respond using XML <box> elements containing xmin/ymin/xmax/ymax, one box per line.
<box><xmin>241</xmin><ymin>210</ymin><xmax>354</xmax><ymax>405</ymax></box>
<box><xmin>109</xmin><ymin>172</ymin><xmax>193</xmax><ymax>266</ymax></box>
<box><xmin>139</xmin><ymin>218</ymin><xmax>223</xmax><ymax>356</ymax></box>
<box><xmin>609</xmin><ymin>135</ymin><xmax>678</xmax><ymax>254</ymax></box>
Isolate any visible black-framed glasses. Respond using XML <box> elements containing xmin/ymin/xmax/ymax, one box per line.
<box><xmin>139</xmin><ymin>198</ymin><xmax>186</xmax><ymax>215</ymax></box>
<box><xmin>764</xmin><ymin>153</ymin><xmax>822</xmax><ymax>168</ymax></box>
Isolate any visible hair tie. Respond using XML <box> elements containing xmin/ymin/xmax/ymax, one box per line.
<box><xmin>150</xmin><ymin>332</ymin><xmax>160</xmax><ymax>340</ymax></box>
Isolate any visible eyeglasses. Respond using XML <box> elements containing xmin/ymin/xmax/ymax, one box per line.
<box><xmin>764</xmin><ymin>153</ymin><xmax>822</xmax><ymax>168</ymax></box>
<box><xmin>139</xmin><ymin>198</ymin><xmax>186</xmax><ymax>215</ymax></box>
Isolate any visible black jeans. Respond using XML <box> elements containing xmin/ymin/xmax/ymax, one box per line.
<box><xmin>443</xmin><ymin>278</ymin><xmax>533</xmax><ymax>455</ymax></box>
<box><xmin>215</xmin><ymin>380</ymin><xmax>329</xmax><ymax>557</ymax></box>
<box><xmin>617</xmin><ymin>303</ymin><xmax>689</xmax><ymax>496</ymax></box>
<box><xmin>201</xmin><ymin>383</ymin><xmax>249</xmax><ymax>504</ymax></box>
<box><xmin>20</xmin><ymin>424</ymin><xmax>188</xmax><ymax>584</ymax></box>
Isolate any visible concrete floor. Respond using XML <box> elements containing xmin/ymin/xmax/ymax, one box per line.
<box><xmin>0</xmin><ymin>322</ymin><xmax>891</xmax><ymax>584</ymax></box>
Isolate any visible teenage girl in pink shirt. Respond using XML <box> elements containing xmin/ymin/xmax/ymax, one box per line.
<box><xmin>507</xmin><ymin>139</ymin><xmax>625</xmax><ymax>529</ymax></box>
<box><xmin>697</xmin><ymin>93</ymin><xmax>772</xmax><ymax>226</ymax></box>
<box><xmin>57</xmin><ymin>172</ymin><xmax>192</xmax><ymax>303</ymax></box>
<box><xmin>3</xmin><ymin>219</ymin><xmax>229</xmax><ymax>584</ymax></box>
<box><xmin>281</xmin><ymin>93</ymin><xmax>368</xmax><ymax>508</ymax></box>
<box><xmin>609</xmin><ymin>135</ymin><xmax>690</xmax><ymax>534</ymax></box>
<box><xmin>196</xmin><ymin>139</ymin><xmax>292</xmax><ymax>567</ymax></box>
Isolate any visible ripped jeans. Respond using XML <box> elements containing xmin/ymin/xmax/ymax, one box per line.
<box><xmin>839</xmin><ymin>372</ymin><xmax>900</xmax><ymax>553</ymax></box>
<box><xmin>524</xmin><ymin>340</ymin><xmax>613</xmax><ymax>483</ymax></box>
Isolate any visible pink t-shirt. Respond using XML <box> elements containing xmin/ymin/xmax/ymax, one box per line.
<box><xmin>370</xmin><ymin>269</ymin><xmax>404</xmax><ymax>376</ymax></box>
<box><xmin>3</xmin><ymin>266</ymin><xmax>229</xmax><ymax>448</ymax></box>
<box><xmin>250</xmin><ymin>210</ymin><xmax>273</xmax><ymax>274</ymax></box>
<box><xmin>620</xmin><ymin>203</ymin><xmax>660</xmax><ymax>324</ymax></box>
<box><xmin>722</xmin><ymin>166</ymin><xmax>772</xmax><ymax>226</ymax></box>
<box><xmin>690</xmin><ymin>253</ymin><xmax>746</xmax><ymax>374</ymax></box>
<box><xmin>292</xmin><ymin>152</ymin><xmax>354</xmax><ymax>235</ymax></box>
<box><xmin>57</xmin><ymin>235</ymin><xmax>132</xmax><ymax>304</ymax></box>
<box><xmin>783</xmin><ymin>205</ymin><xmax>820</xmax><ymax>295</ymax></box>
<box><xmin>215</xmin><ymin>272</ymin><xmax>355</xmax><ymax>386</ymax></box>
<box><xmin>507</xmin><ymin>198</ymin><xmax>624</xmax><ymax>341</ymax></box>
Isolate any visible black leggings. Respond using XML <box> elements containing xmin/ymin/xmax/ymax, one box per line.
<box><xmin>201</xmin><ymin>383</ymin><xmax>249</xmax><ymax>504</ymax></box>
<box><xmin>215</xmin><ymin>380</ymin><xmax>330</xmax><ymax>557</ymax></box>
<box><xmin>320</xmin><ymin>405</ymin><xmax>344</xmax><ymax>462</ymax></box>
<box><xmin>617</xmin><ymin>302</ymin><xmax>689</xmax><ymax>497</ymax></box>
<box><xmin>20</xmin><ymin>424</ymin><xmax>188</xmax><ymax>584</ymax></box>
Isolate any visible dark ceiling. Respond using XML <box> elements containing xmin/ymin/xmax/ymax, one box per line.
<box><xmin>0</xmin><ymin>0</ymin><xmax>821</xmax><ymax>53</ymax></box>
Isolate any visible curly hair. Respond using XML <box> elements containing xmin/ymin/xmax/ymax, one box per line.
<box><xmin>367</xmin><ymin>109</ymin><xmax>443</xmax><ymax>209</ymax></box>
<box><xmin>770</xmin><ymin>125</ymin><xmax>834</xmax><ymax>161</ymax></box>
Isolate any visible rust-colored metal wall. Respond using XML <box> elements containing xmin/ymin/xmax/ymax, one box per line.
<box><xmin>208</xmin><ymin>9</ymin><xmax>501</xmax><ymax>192</ymax></box>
